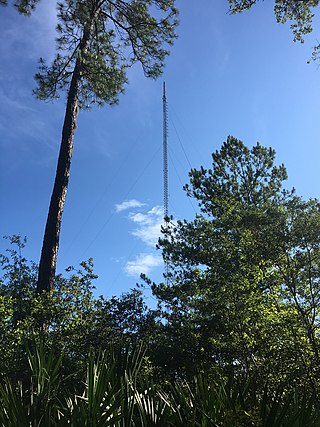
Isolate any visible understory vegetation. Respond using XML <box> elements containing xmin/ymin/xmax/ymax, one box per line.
<box><xmin>2</xmin><ymin>137</ymin><xmax>320</xmax><ymax>425</ymax></box>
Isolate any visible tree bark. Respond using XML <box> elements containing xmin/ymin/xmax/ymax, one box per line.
<box><xmin>37</xmin><ymin>29</ymin><xmax>91</xmax><ymax>293</ymax></box>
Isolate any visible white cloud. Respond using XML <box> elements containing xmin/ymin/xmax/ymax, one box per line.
<box><xmin>125</xmin><ymin>253</ymin><xmax>163</xmax><ymax>277</ymax></box>
<box><xmin>129</xmin><ymin>205</ymin><xmax>163</xmax><ymax>247</ymax></box>
<box><xmin>132</xmin><ymin>223</ymin><xmax>163</xmax><ymax>247</ymax></box>
<box><xmin>129</xmin><ymin>206</ymin><xmax>163</xmax><ymax>224</ymax></box>
<box><xmin>117</xmin><ymin>203</ymin><xmax>165</xmax><ymax>277</ymax></box>
<box><xmin>115</xmin><ymin>199</ymin><xmax>146</xmax><ymax>213</ymax></box>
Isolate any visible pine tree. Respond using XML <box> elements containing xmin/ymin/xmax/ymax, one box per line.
<box><xmin>35</xmin><ymin>0</ymin><xmax>178</xmax><ymax>292</ymax></box>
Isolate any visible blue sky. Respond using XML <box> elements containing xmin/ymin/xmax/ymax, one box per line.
<box><xmin>1</xmin><ymin>0</ymin><xmax>320</xmax><ymax>299</ymax></box>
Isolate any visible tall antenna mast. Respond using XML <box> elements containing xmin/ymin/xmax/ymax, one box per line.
<box><xmin>163</xmin><ymin>82</ymin><xmax>169</xmax><ymax>284</ymax></box>
<box><xmin>163</xmin><ymin>82</ymin><xmax>168</xmax><ymax>220</ymax></box>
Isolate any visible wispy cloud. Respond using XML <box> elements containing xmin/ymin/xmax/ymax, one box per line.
<box><xmin>115</xmin><ymin>203</ymin><xmax>164</xmax><ymax>277</ymax></box>
<box><xmin>125</xmin><ymin>253</ymin><xmax>162</xmax><ymax>277</ymax></box>
<box><xmin>0</xmin><ymin>0</ymin><xmax>57</xmax><ymax>69</ymax></box>
<box><xmin>115</xmin><ymin>199</ymin><xmax>146</xmax><ymax>213</ymax></box>
<box><xmin>129</xmin><ymin>206</ymin><xmax>163</xmax><ymax>247</ymax></box>
<box><xmin>0</xmin><ymin>1</ymin><xmax>61</xmax><ymax>161</ymax></box>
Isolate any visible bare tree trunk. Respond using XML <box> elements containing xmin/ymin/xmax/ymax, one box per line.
<box><xmin>36</xmin><ymin>19</ymin><xmax>95</xmax><ymax>293</ymax></box>
<box><xmin>36</xmin><ymin>23</ymin><xmax>93</xmax><ymax>293</ymax></box>
<box><xmin>36</xmin><ymin>61</ymin><xmax>82</xmax><ymax>293</ymax></box>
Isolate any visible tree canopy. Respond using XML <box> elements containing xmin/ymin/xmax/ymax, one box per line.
<box><xmin>228</xmin><ymin>0</ymin><xmax>320</xmax><ymax>60</ymax></box>
<box><xmin>153</xmin><ymin>136</ymin><xmax>320</xmax><ymax>390</ymax></box>
<box><xmin>35</xmin><ymin>0</ymin><xmax>178</xmax><ymax>106</ymax></box>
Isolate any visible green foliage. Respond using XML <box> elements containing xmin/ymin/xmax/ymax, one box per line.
<box><xmin>0</xmin><ymin>0</ymin><xmax>40</xmax><ymax>15</ymax></box>
<box><xmin>228</xmin><ymin>0</ymin><xmax>320</xmax><ymax>60</ymax></box>
<box><xmin>2</xmin><ymin>138</ymin><xmax>320</xmax><ymax>423</ymax></box>
<box><xmin>1</xmin><ymin>341</ymin><xmax>320</xmax><ymax>426</ymax></box>
<box><xmin>0</xmin><ymin>235</ymin><xmax>154</xmax><ymax>384</ymax></box>
<box><xmin>0</xmin><ymin>340</ymin><xmax>144</xmax><ymax>426</ymax></box>
<box><xmin>64</xmin><ymin>344</ymin><xmax>146</xmax><ymax>426</ymax></box>
<box><xmin>154</xmin><ymin>136</ymin><xmax>320</xmax><ymax>394</ymax></box>
<box><xmin>34</xmin><ymin>0</ymin><xmax>178</xmax><ymax>107</ymax></box>
<box><xmin>0</xmin><ymin>340</ymin><xmax>65</xmax><ymax>426</ymax></box>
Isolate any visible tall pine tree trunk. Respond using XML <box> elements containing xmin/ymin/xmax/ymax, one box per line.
<box><xmin>37</xmin><ymin>63</ymin><xmax>81</xmax><ymax>293</ymax></box>
<box><xmin>37</xmin><ymin>28</ymin><xmax>91</xmax><ymax>293</ymax></box>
